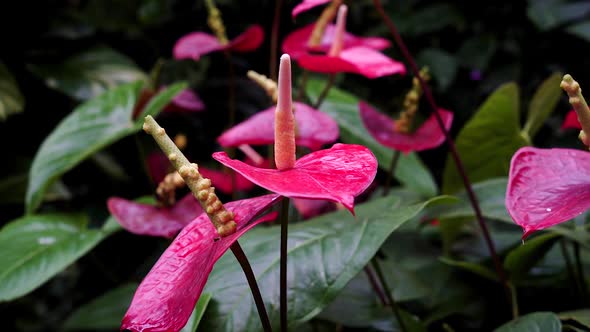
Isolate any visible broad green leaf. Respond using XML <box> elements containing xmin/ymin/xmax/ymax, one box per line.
<box><xmin>559</xmin><ymin>309</ymin><xmax>590</xmax><ymax>329</ymax></box>
<box><xmin>457</xmin><ymin>36</ymin><xmax>497</xmax><ymax>71</ymax></box>
<box><xmin>417</xmin><ymin>48</ymin><xmax>458</xmax><ymax>91</ymax></box>
<box><xmin>63</xmin><ymin>283</ymin><xmax>138</xmax><ymax>331</ymax></box>
<box><xmin>566</xmin><ymin>21</ymin><xmax>590</xmax><ymax>43</ymax></box>
<box><xmin>202</xmin><ymin>195</ymin><xmax>444</xmax><ymax>331</ymax></box>
<box><xmin>443</xmin><ymin>83</ymin><xmax>528</xmax><ymax>194</ymax></box>
<box><xmin>308</xmin><ymin>79</ymin><xmax>437</xmax><ymax>197</ymax></box>
<box><xmin>28</xmin><ymin>46</ymin><xmax>147</xmax><ymax>100</ymax></box>
<box><xmin>0</xmin><ymin>214</ymin><xmax>108</xmax><ymax>301</ymax></box>
<box><xmin>180</xmin><ymin>294</ymin><xmax>212</xmax><ymax>332</ymax></box>
<box><xmin>395</xmin><ymin>4</ymin><xmax>464</xmax><ymax>37</ymax></box>
<box><xmin>504</xmin><ymin>232</ymin><xmax>561</xmax><ymax>281</ymax></box>
<box><xmin>528</xmin><ymin>1</ymin><xmax>590</xmax><ymax>31</ymax></box>
<box><xmin>25</xmin><ymin>81</ymin><xmax>186</xmax><ymax>213</ymax></box>
<box><xmin>522</xmin><ymin>72</ymin><xmax>563</xmax><ymax>137</ymax></box>
<box><xmin>494</xmin><ymin>312</ymin><xmax>562</xmax><ymax>332</ymax></box>
<box><xmin>439</xmin><ymin>257</ymin><xmax>499</xmax><ymax>282</ymax></box>
<box><xmin>0</xmin><ymin>61</ymin><xmax>25</xmax><ymax>121</ymax></box>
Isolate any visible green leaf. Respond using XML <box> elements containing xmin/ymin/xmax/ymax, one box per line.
<box><xmin>0</xmin><ymin>61</ymin><xmax>25</xmax><ymax>121</ymax></box>
<box><xmin>180</xmin><ymin>294</ymin><xmax>212</xmax><ymax>332</ymax></box>
<box><xmin>559</xmin><ymin>309</ymin><xmax>590</xmax><ymax>329</ymax></box>
<box><xmin>307</xmin><ymin>79</ymin><xmax>437</xmax><ymax>197</ymax></box>
<box><xmin>494</xmin><ymin>312</ymin><xmax>562</xmax><ymax>332</ymax></box>
<box><xmin>522</xmin><ymin>72</ymin><xmax>563</xmax><ymax>137</ymax></box>
<box><xmin>28</xmin><ymin>46</ymin><xmax>147</xmax><ymax>100</ymax></box>
<box><xmin>528</xmin><ymin>2</ymin><xmax>590</xmax><ymax>31</ymax></box>
<box><xmin>443</xmin><ymin>83</ymin><xmax>528</xmax><ymax>194</ymax></box>
<box><xmin>566</xmin><ymin>21</ymin><xmax>590</xmax><ymax>43</ymax></box>
<box><xmin>202</xmin><ymin>196</ymin><xmax>444</xmax><ymax>331</ymax></box>
<box><xmin>0</xmin><ymin>214</ymin><xmax>107</xmax><ymax>301</ymax></box>
<box><xmin>439</xmin><ymin>257</ymin><xmax>499</xmax><ymax>282</ymax></box>
<box><xmin>25</xmin><ymin>81</ymin><xmax>186</xmax><ymax>213</ymax></box>
<box><xmin>504</xmin><ymin>232</ymin><xmax>561</xmax><ymax>281</ymax></box>
<box><xmin>396</xmin><ymin>4</ymin><xmax>464</xmax><ymax>37</ymax></box>
<box><xmin>457</xmin><ymin>36</ymin><xmax>497</xmax><ymax>71</ymax></box>
<box><xmin>63</xmin><ymin>283</ymin><xmax>138</xmax><ymax>331</ymax></box>
<box><xmin>417</xmin><ymin>48</ymin><xmax>458</xmax><ymax>91</ymax></box>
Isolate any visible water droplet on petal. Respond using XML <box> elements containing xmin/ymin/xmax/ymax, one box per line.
<box><xmin>546</xmin><ymin>208</ymin><xmax>552</xmax><ymax>212</ymax></box>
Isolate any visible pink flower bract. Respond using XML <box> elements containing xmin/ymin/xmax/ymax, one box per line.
<box><xmin>292</xmin><ymin>0</ymin><xmax>332</xmax><ymax>17</ymax></box>
<box><xmin>562</xmin><ymin>110</ymin><xmax>581</xmax><ymax>130</ymax></box>
<box><xmin>359</xmin><ymin>101</ymin><xmax>453</xmax><ymax>153</ymax></box>
<box><xmin>166</xmin><ymin>88</ymin><xmax>205</xmax><ymax>112</ymax></box>
<box><xmin>121</xmin><ymin>194</ymin><xmax>281</xmax><ymax>332</ymax></box>
<box><xmin>173</xmin><ymin>25</ymin><xmax>264</xmax><ymax>61</ymax></box>
<box><xmin>107</xmin><ymin>194</ymin><xmax>202</xmax><ymax>238</ymax></box>
<box><xmin>213</xmin><ymin>143</ymin><xmax>377</xmax><ymax>213</ymax></box>
<box><xmin>198</xmin><ymin>159</ymin><xmax>270</xmax><ymax>195</ymax></box>
<box><xmin>506</xmin><ymin>147</ymin><xmax>590</xmax><ymax>238</ymax></box>
<box><xmin>217</xmin><ymin>102</ymin><xmax>339</xmax><ymax>150</ymax></box>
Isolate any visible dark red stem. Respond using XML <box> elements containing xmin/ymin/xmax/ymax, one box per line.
<box><xmin>270</xmin><ymin>0</ymin><xmax>283</xmax><ymax>81</ymax></box>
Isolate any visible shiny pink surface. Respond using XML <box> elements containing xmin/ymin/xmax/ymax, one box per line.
<box><xmin>217</xmin><ymin>102</ymin><xmax>339</xmax><ymax>150</ymax></box>
<box><xmin>359</xmin><ymin>101</ymin><xmax>453</xmax><ymax>153</ymax></box>
<box><xmin>173</xmin><ymin>25</ymin><xmax>264</xmax><ymax>61</ymax></box>
<box><xmin>562</xmin><ymin>110</ymin><xmax>581</xmax><ymax>130</ymax></box>
<box><xmin>292</xmin><ymin>0</ymin><xmax>331</xmax><ymax>17</ymax></box>
<box><xmin>197</xmin><ymin>160</ymin><xmax>269</xmax><ymax>194</ymax></box>
<box><xmin>282</xmin><ymin>23</ymin><xmax>390</xmax><ymax>60</ymax></box>
<box><xmin>213</xmin><ymin>143</ymin><xmax>377</xmax><ymax>213</ymax></box>
<box><xmin>506</xmin><ymin>147</ymin><xmax>590</xmax><ymax>238</ymax></box>
<box><xmin>107</xmin><ymin>194</ymin><xmax>202</xmax><ymax>238</ymax></box>
<box><xmin>121</xmin><ymin>194</ymin><xmax>281</xmax><ymax>332</ymax></box>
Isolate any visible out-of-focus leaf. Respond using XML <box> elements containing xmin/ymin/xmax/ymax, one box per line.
<box><xmin>395</xmin><ymin>4</ymin><xmax>464</xmax><ymax>37</ymax></box>
<box><xmin>28</xmin><ymin>47</ymin><xmax>147</xmax><ymax>100</ymax></box>
<box><xmin>202</xmin><ymin>196</ymin><xmax>444</xmax><ymax>331</ymax></box>
<box><xmin>443</xmin><ymin>83</ymin><xmax>528</xmax><ymax>194</ymax></box>
<box><xmin>63</xmin><ymin>283</ymin><xmax>139</xmax><ymax>331</ymax></box>
<box><xmin>90</xmin><ymin>151</ymin><xmax>129</xmax><ymax>181</ymax></box>
<box><xmin>559</xmin><ymin>309</ymin><xmax>590</xmax><ymax>329</ymax></box>
<box><xmin>457</xmin><ymin>36</ymin><xmax>497</xmax><ymax>71</ymax></box>
<box><xmin>504</xmin><ymin>232</ymin><xmax>561</xmax><ymax>281</ymax></box>
<box><xmin>179</xmin><ymin>294</ymin><xmax>212</xmax><ymax>332</ymax></box>
<box><xmin>494</xmin><ymin>312</ymin><xmax>562</xmax><ymax>331</ymax></box>
<box><xmin>439</xmin><ymin>257</ymin><xmax>499</xmax><ymax>282</ymax></box>
<box><xmin>0</xmin><ymin>214</ymin><xmax>108</xmax><ymax>301</ymax></box>
<box><xmin>0</xmin><ymin>61</ymin><xmax>24</xmax><ymax>121</ymax></box>
<box><xmin>522</xmin><ymin>72</ymin><xmax>563</xmax><ymax>137</ymax></box>
<box><xmin>308</xmin><ymin>79</ymin><xmax>437</xmax><ymax>197</ymax></box>
<box><xmin>25</xmin><ymin>81</ymin><xmax>186</xmax><ymax>214</ymax></box>
<box><xmin>417</xmin><ymin>49</ymin><xmax>458</xmax><ymax>91</ymax></box>
<box><xmin>566</xmin><ymin>21</ymin><xmax>590</xmax><ymax>43</ymax></box>
<box><xmin>528</xmin><ymin>1</ymin><xmax>590</xmax><ymax>31</ymax></box>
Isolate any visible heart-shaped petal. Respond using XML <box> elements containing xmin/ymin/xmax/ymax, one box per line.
<box><xmin>121</xmin><ymin>194</ymin><xmax>281</xmax><ymax>332</ymax></box>
<box><xmin>213</xmin><ymin>143</ymin><xmax>377</xmax><ymax>213</ymax></box>
<box><xmin>562</xmin><ymin>110</ymin><xmax>581</xmax><ymax>130</ymax></box>
<box><xmin>107</xmin><ymin>194</ymin><xmax>202</xmax><ymax>238</ymax></box>
<box><xmin>228</xmin><ymin>25</ymin><xmax>265</xmax><ymax>52</ymax></box>
<box><xmin>217</xmin><ymin>102</ymin><xmax>339</xmax><ymax>150</ymax></box>
<box><xmin>283</xmin><ymin>24</ymin><xmax>390</xmax><ymax>60</ymax></box>
<box><xmin>296</xmin><ymin>47</ymin><xmax>406</xmax><ymax>79</ymax></box>
<box><xmin>198</xmin><ymin>159</ymin><xmax>270</xmax><ymax>194</ymax></box>
<box><xmin>359</xmin><ymin>101</ymin><xmax>453</xmax><ymax>153</ymax></box>
<box><xmin>173</xmin><ymin>32</ymin><xmax>224</xmax><ymax>61</ymax></box>
<box><xmin>506</xmin><ymin>147</ymin><xmax>590</xmax><ymax>238</ymax></box>
<box><xmin>292</xmin><ymin>0</ymin><xmax>332</xmax><ymax>17</ymax></box>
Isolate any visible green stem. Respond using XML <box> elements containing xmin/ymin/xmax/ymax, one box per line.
<box><xmin>364</xmin><ymin>266</ymin><xmax>388</xmax><ymax>305</ymax></box>
<box><xmin>382</xmin><ymin>150</ymin><xmax>401</xmax><ymax>196</ymax></box>
<box><xmin>312</xmin><ymin>74</ymin><xmax>336</xmax><ymax>109</ymax></box>
<box><xmin>371</xmin><ymin>258</ymin><xmax>407</xmax><ymax>332</ymax></box>
<box><xmin>297</xmin><ymin>70</ymin><xmax>310</xmax><ymax>103</ymax></box>
<box><xmin>279</xmin><ymin>198</ymin><xmax>290</xmax><ymax>332</ymax></box>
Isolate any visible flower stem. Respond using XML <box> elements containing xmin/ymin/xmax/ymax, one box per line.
<box><xmin>371</xmin><ymin>0</ymin><xmax>511</xmax><ymax>307</ymax></box>
<box><xmin>383</xmin><ymin>150</ymin><xmax>401</xmax><ymax>196</ymax></box>
<box><xmin>574</xmin><ymin>242</ymin><xmax>589</xmax><ymax>305</ymax></box>
<box><xmin>364</xmin><ymin>266</ymin><xmax>388</xmax><ymax>305</ymax></box>
<box><xmin>279</xmin><ymin>198</ymin><xmax>290</xmax><ymax>332</ymax></box>
<box><xmin>270</xmin><ymin>0</ymin><xmax>283</xmax><ymax>81</ymax></box>
<box><xmin>313</xmin><ymin>74</ymin><xmax>336</xmax><ymax>109</ymax></box>
<box><xmin>230</xmin><ymin>242</ymin><xmax>273</xmax><ymax>332</ymax></box>
<box><xmin>370</xmin><ymin>258</ymin><xmax>407</xmax><ymax>332</ymax></box>
<box><xmin>560</xmin><ymin>239</ymin><xmax>580</xmax><ymax>300</ymax></box>
<box><xmin>508</xmin><ymin>282</ymin><xmax>519</xmax><ymax>319</ymax></box>
<box><xmin>297</xmin><ymin>70</ymin><xmax>310</xmax><ymax>103</ymax></box>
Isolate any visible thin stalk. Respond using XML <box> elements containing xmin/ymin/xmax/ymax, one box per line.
<box><xmin>279</xmin><ymin>198</ymin><xmax>290</xmax><ymax>332</ymax></box>
<box><xmin>561</xmin><ymin>239</ymin><xmax>580</xmax><ymax>298</ymax></box>
<box><xmin>224</xmin><ymin>51</ymin><xmax>238</xmax><ymax>200</ymax></box>
<box><xmin>372</xmin><ymin>0</ymin><xmax>510</xmax><ymax>304</ymax></box>
<box><xmin>297</xmin><ymin>70</ymin><xmax>310</xmax><ymax>103</ymax></box>
<box><xmin>382</xmin><ymin>150</ymin><xmax>401</xmax><ymax>196</ymax></box>
<box><xmin>364</xmin><ymin>266</ymin><xmax>388</xmax><ymax>305</ymax></box>
<box><xmin>508</xmin><ymin>282</ymin><xmax>519</xmax><ymax>319</ymax></box>
<box><xmin>270</xmin><ymin>0</ymin><xmax>283</xmax><ymax>81</ymax></box>
<box><xmin>231</xmin><ymin>242</ymin><xmax>273</xmax><ymax>332</ymax></box>
<box><xmin>312</xmin><ymin>74</ymin><xmax>336</xmax><ymax>109</ymax></box>
<box><xmin>574</xmin><ymin>242</ymin><xmax>589</xmax><ymax>305</ymax></box>
<box><xmin>371</xmin><ymin>258</ymin><xmax>407</xmax><ymax>332</ymax></box>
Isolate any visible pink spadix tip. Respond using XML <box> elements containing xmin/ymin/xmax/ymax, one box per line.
<box><xmin>274</xmin><ymin>54</ymin><xmax>296</xmax><ymax>170</ymax></box>
<box><xmin>328</xmin><ymin>4</ymin><xmax>347</xmax><ymax>57</ymax></box>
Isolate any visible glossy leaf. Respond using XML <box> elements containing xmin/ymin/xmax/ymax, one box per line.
<box><xmin>443</xmin><ymin>83</ymin><xmax>528</xmax><ymax>194</ymax></box>
<box><xmin>439</xmin><ymin>257</ymin><xmax>499</xmax><ymax>282</ymax></box>
<box><xmin>202</xmin><ymin>195</ymin><xmax>443</xmax><ymax>331</ymax></box>
<box><xmin>522</xmin><ymin>72</ymin><xmax>563</xmax><ymax>137</ymax></box>
<box><xmin>0</xmin><ymin>214</ymin><xmax>110</xmax><ymax>301</ymax></box>
<box><xmin>559</xmin><ymin>309</ymin><xmax>590</xmax><ymax>329</ymax></box>
<box><xmin>28</xmin><ymin>46</ymin><xmax>146</xmax><ymax>100</ymax></box>
<box><xmin>307</xmin><ymin>79</ymin><xmax>437</xmax><ymax>197</ymax></box>
<box><xmin>0</xmin><ymin>61</ymin><xmax>24</xmax><ymax>121</ymax></box>
<box><xmin>503</xmin><ymin>232</ymin><xmax>561</xmax><ymax>281</ymax></box>
<box><xmin>494</xmin><ymin>312</ymin><xmax>561</xmax><ymax>332</ymax></box>
<box><xmin>292</xmin><ymin>0</ymin><xmax>331</xmax><ymax>17</ymax></box>
<box><xmin>122</xmin><ymin>195</ymin><xmax>280</xmax><ymax>332</ymax></box>
<box><xmin>567</xmin><ymin>21</ymin><xmax>590</xmax><ymax>43</ymax></box>
<box><xmin>25</xmin><ymin>81</ymin><xmax>186</xmax><ymax>214</ymax></box>
<box><xmin>213</xmin><ymin>143</ymin><xmax>377</xmax><ymax>213</ymax></box>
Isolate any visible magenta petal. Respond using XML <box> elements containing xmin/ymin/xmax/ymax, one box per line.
<box><xmin>562</xmin><ymin>110</ymin><xmax>582</xmax><ymax>130</ymax></box>
<box><xmin>293</xmin><ymin>198</ymin><xmax>334</xmax><ymax>219</ymax></box>
<box><xmin>147</xmin><ymin>152</ymin><xmax>170</xmax><ymax>184</ymax></box>
<box><xmin>197</xmin><ymin>165</ymin><xmax>256</xmax><ymax>195</ymax></box>
<box><xmin>506</xmin><ymin>147</ymin><xmax>590</xmax><ymax>238</ymax></box>
<box><xmin>228</xmin><ymin>25</ymin><xmax>265</xmax><ymax>52</ymax></box>
<box><xmin>173</xmin><ymin>32</ymin><xmax>224</xmax><ymax>61</ymax></box>
<box><xmin>282</xmin><ymin>24</ymin><xmax>391</xmax><ymax>60</ymax></box>
<box><xmin>292</xmin><ymin>0</ymin><xmax>332</xmax><ymax>17</ymax></box>
<box><xmin>121</xmin><ymin>194</ymin><xmax>281</xmax><ymax>332</ymax></box>
<box><xmin>213</xmin><ymin>144</ymin><xmax>377</xmax><ymax>213</ymax></box>
<box><xmin>166</xmin><ymin>88</ymin><xmax>205</xmax><ymax>112</ymax></box>
<box><xmin>107</xmin><ymin>194</ymin><xmax>202</xmax><ymax>238</ymax></box>
<box><xmin>217</xmin><ymin>102</ymin><xmax>339</xmax><ymax>150</ymax></box>
<box><xmin>359</xmin><ymin>101</ymin><xmax>453</xmax><ymax>153</ymax></box>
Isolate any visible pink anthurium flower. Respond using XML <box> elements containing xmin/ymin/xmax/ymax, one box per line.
<box><xmin>107</xmin><ymin>194</ymin><xmax>202</xmax><ymax>238</ymax></box>
<box><xmin>217</xmin><ymin>102</ymin><xmax>339</xmax><ymax>150</ymax></box>
<box><xmin>122</xmin><ymin>194</ymin><xmax>280</xmax><ymax>332</ymax></box>
<box><xmin>562</xmin><ymin>110</ymin><xmax>581</xmax><ymax>130</ymax></box>
<box><xmin>198</xmin><ymin>158</ymin><xmax>270</xmax><ymax>195</ymax></box>
<box><xmin>292</xmin><ymin>0</ymin><xmax>332</xmax><ymax>17</ymax></box>
<box><xmin>173</xmin><ymin>25</ymin><xmax>264</xmax><ymax>61</ymax></box>
<box><xmin>506</xmin><ymin>147</ymin><xmax>590</xmax><ymax>239</ymax></box>
<box><xmin>359</xmin><ymin>101</ymin><xmax>453</xmax><ymax>153</ymax></box>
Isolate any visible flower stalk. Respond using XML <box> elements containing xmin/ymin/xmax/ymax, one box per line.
<box><xmin>308</xmin><ymin>0</ymin><xmax>342</xmax><ymax>48</ymax></box>
<box><xmin>561</xmin><ymin>74</ymin><xmax>590</xmax><ymax>147</ymax></box>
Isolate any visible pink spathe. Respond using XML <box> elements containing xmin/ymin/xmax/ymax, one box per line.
<box><xmin>292</xmin><ymin>0</ymin><xmax>332</xmax><ymax>17</ymax></box>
